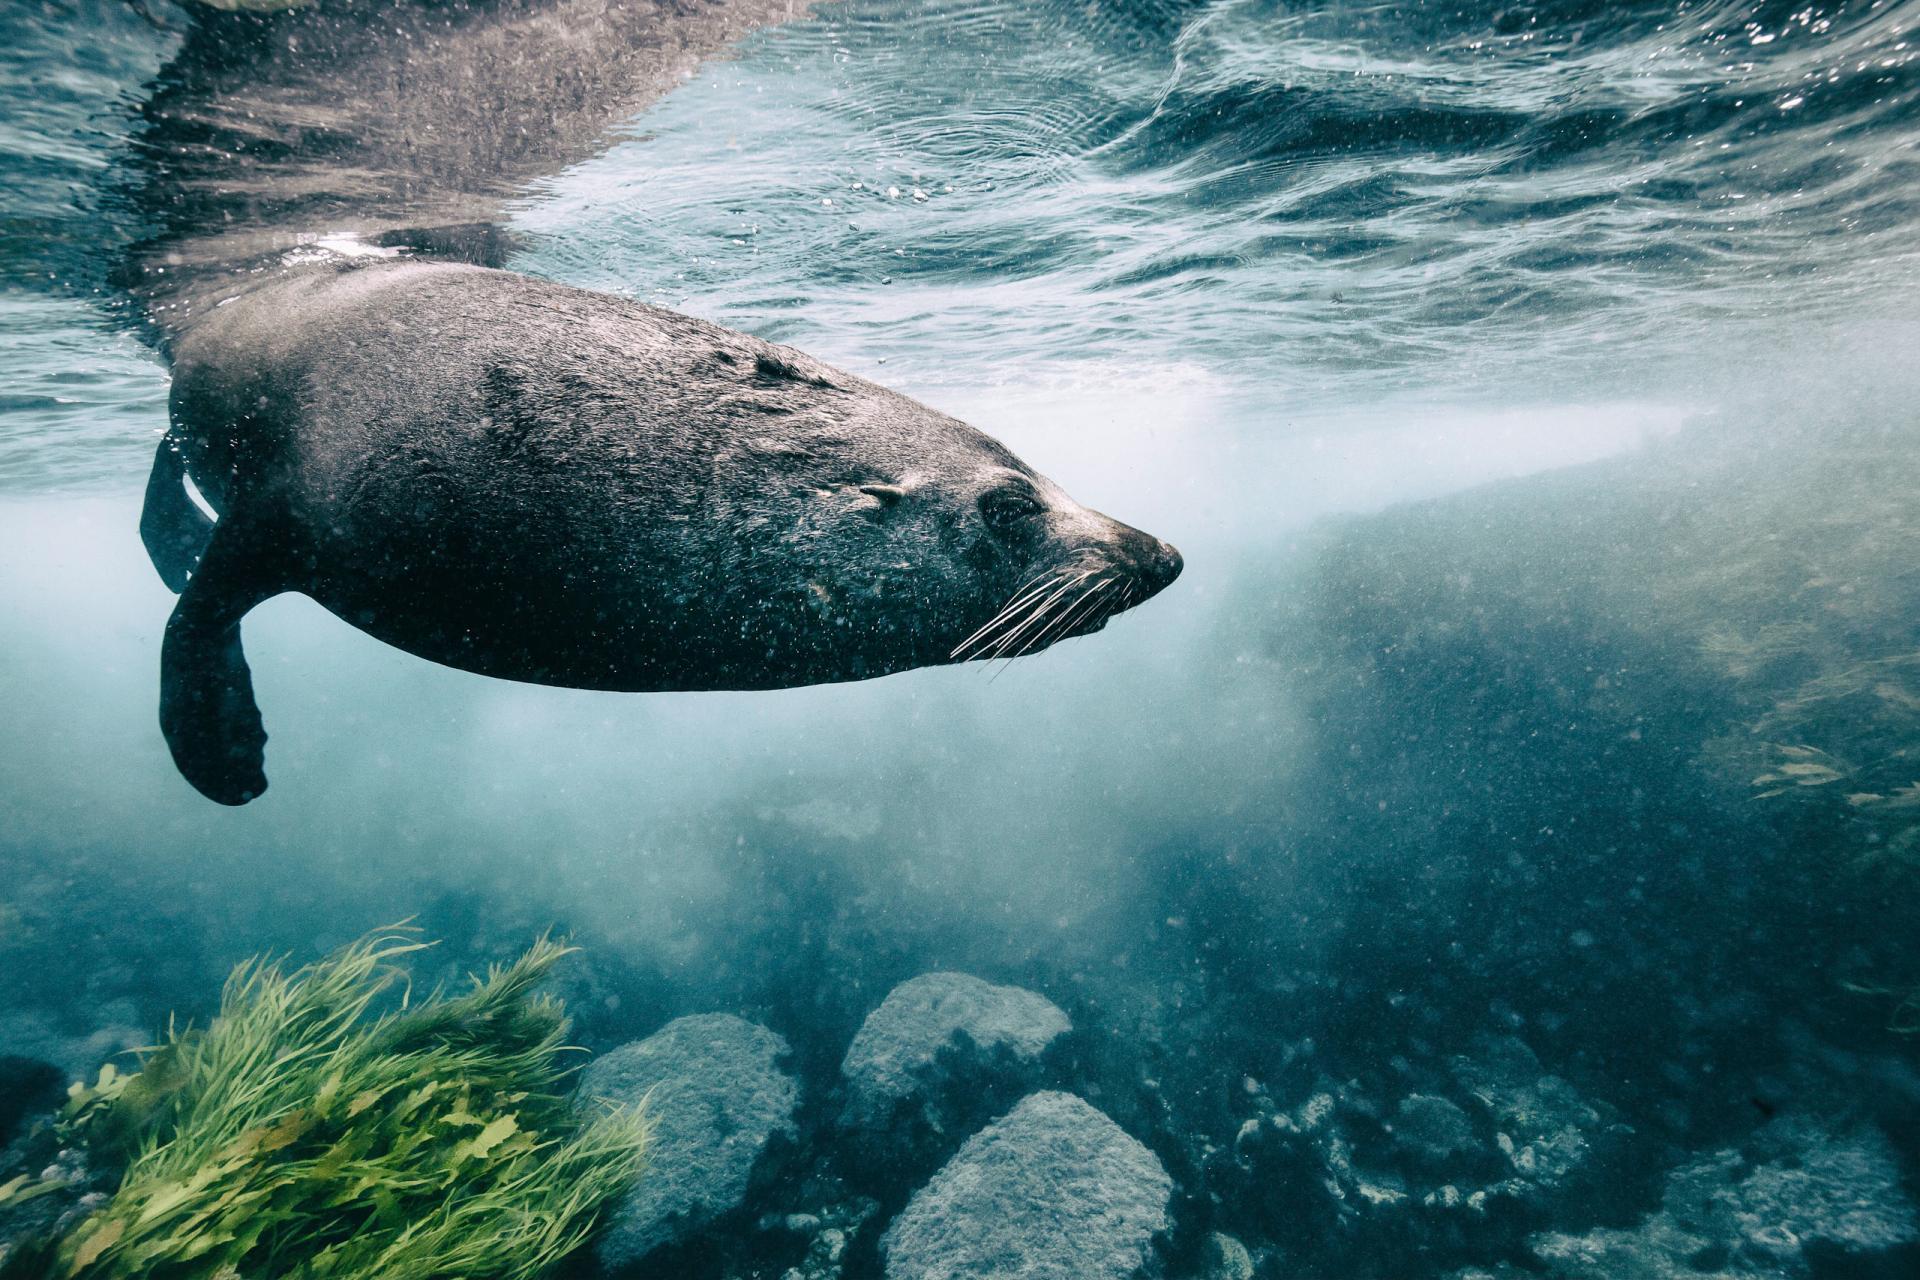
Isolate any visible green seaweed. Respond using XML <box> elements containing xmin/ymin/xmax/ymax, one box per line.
<box><xmin>0</xmin><ymin>928</ymin><xmax>649</xmax><ymax>1279</ymax></box>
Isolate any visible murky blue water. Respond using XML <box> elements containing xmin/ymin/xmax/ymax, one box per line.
<box><xmin>3</xmin><ymin>2</ymin><xmax>1919</xmax><ymax>1276</ymax></box>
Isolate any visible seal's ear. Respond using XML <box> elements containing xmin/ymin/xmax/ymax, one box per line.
<box><xmin>858</xmin><ymin>484</ymin><xmax>906</xmax><ymax>506</ymax></box>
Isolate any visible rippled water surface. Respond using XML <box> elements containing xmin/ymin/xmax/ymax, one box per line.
<box><xmin>518</xmin><ymin>0</ymin><xmax>1920</xmax><ymax>398</ymax></box>
<box><xmin>3</xmin><ymin>0</ymin><xmax>1918</xmax><ymax>484</ymax></box>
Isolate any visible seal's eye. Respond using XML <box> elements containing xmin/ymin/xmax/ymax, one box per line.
<box><xmin>980</xmin><ymin>486</ymin><xmax>1044</xmax><ymax>532</ymax></box>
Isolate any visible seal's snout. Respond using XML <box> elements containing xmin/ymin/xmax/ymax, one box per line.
<box><xmin>1105</xmin><ymin>519</ymin><xmax>1183</xmax><ymax>601</ymax></box>
<box><xmin>1142</xmin><ymin>538</ymin><xmax>1183</xmax><ymax>594</ymax></box>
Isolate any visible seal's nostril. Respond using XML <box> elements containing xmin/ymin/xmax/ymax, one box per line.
<box><xmin>1145</xmin><ymin>540</ymin><xmax>1183</xmax><ymax>590</ymax></box>
<box><xmin>1126</xmin><ymin>538</ymin><xmax>1182</xmax><ymax>595</ymax></box>
<box><xmin>1160</xmin><ymin>542</ymin><xmax>1184</xmax><ymax>584</ymax></box>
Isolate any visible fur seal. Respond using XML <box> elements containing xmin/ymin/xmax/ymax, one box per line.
<box><xmin>122</xmin><ymin>0</ymin><xmax>1182</xmax><ymax>804</ymax></box>
<box><xmin>145</xmin><ymin>259</ymin><xmax>1181</xmax><ymax>803</ymax></box>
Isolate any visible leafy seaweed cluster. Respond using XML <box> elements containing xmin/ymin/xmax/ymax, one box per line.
<box><xmin>0</xmin><ymin>929</ymin><xmax>648</xmax><ymax>1279</ymax></box>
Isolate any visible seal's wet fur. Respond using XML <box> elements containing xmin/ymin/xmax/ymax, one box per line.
<box><xmin>131</xmin><ymin>1</ymin><xmax>1181</xmax><ymax>804</ymax></box>
<box><xmin>148</xmin><ymin>262</ymin><xmax>1181</xmax><ymax>803</ymax></box>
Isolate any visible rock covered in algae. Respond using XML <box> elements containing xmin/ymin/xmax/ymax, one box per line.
<box><xmin>1199</xmin><ymin>1231</ymin><xmax>1255</xmax><ymax>1280</ymax></box>
<box><xmin>582</xmin><ymin>1013</ymin><xmax>800</xmax><ymax>1269</ymax></box>
<box><xmin>840</xmin><ymin>972</ymin><xmax>1070</xmax><ymax>1134</ymax></box>
<box><xmin>1529</xmin><ymin>1116</ymin><xmax>1919</xmax><ymax>1278</ymax></box>
<box><xmin>881</xmin><ymin>1091</ymin><xmax>1170</xmax><ymax>1280</ymax></box>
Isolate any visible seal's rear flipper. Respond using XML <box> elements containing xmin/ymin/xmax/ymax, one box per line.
<box><xmin>141</xmin><ymin>435</ymin><xmax>213</xmax><ymax>593</ymax></box>
<box><xmin>160</xmin><ymin>526</ymin><xmax>278</xmax><ymax>805</ymax></box>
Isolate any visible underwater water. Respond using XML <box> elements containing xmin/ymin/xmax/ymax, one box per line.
<box><xmin>3</xmin><ymin>1</ymin><xmax>1920</xmax><ymax>1277</ymax></box>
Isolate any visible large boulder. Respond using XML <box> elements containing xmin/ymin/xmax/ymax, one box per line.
<box><xmin>840</xmin><ymin>972</ymin><xmax>1069</xmax><ymax>1175</ymax></box>
<box><xmin>580</xmin><ymin>1013</ymin><xmax>799</xmax><ymax>1270</ymax></box>
<box><xmin>881</xmin><ymin>1091</ymin><xmax>1171</xmax><ymax>1280</ymax></box>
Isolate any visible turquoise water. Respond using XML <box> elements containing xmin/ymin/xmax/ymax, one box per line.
<box><xmin>3</xmin><ymin>2</ymin><xmax>1919</xmax><ymax>1277</ymax></box>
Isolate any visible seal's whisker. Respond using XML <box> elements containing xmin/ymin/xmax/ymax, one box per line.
<box><xmin>991</xmin><ymin>575</ymin><xmax>1108</xmax><ymax>680</ymax></box>
<box><xmin>1013</xmin><ymin>576</ymin><xmax>1104</xmax><ymax>659</ymax></box>
<box><xmin>1074</xmin><ymin>576</ymin><xmax>1124</xmax><ymax>635</ymax></box>
<box><xmin>989</xmin><ymin>576</ymin><xmax>1111</xmax><ymax>679</ymax></box>
<box><xmin>1047</xmin><ymin>568</ymin><xmax>1114</xmax><ymax>633</ymax></box>
<box><xmin>950</xmin><ymin>571</ymin><xmax>1062</xmax><ymax>660</ymax></box>
<box><xmin>985</xmin><ymin>568</ymin><xmax>1096</xmax><ymax>660</ymax></box>
<box><xmin>983</xmin><ymin>588</ymin><xmax>1073</xmax><ymax>661</ymax></box>
<box><xmin>977</xmin><ymin>569</ymin><xmax>1064</xmax><ymax>636</ymax></box>
<box><xmin>1019</xmin><ymin>576</ymin><xmax>1118</xmax><ymax>658</ymax></box>
<box><xmin>982</xmin><ymin>571</ymin><xmax>1085</xmax><ymax>657</ymax></box>
<box><xmin>952</xmin><ymin>573</ymin><xmax>1054</xmax><ymax>659</ymax></box>
<box><xmin>982</xmin><ymin>576</ymin><xmax>1084</xmax><ymax>663</ymax></box>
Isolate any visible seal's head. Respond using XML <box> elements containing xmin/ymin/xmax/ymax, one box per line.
<box><xmin>935</xmin><ymin>458</ymin><xmax>1185</xmax><ymax>664</ymax></box>
<box><xmin>701</xmin><ymin>377</ymin><xmax>1182</xmax><ymax>684</ymax></box>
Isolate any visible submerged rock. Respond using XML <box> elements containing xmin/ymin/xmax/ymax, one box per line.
<box><xmin>841</xmin><ymin>972</ymin><xmax>1070</xmax><ymax>1127</ymax></box>
<box><xmin>1210</xmin><ymin>1035</ymin><xmax>1631</xmax><ymax>1271</ymax></box>
<box><xmin>0</xmin><ymin>1054</ymin><xmax>62</xmax><ymax>1147</ymax></box>
<box><xmin>761</xmin><ymin>1196</ymin><xmax>880</xmax><ymax>1280</ymax></box>
<box><xmin>1199</xmin><ymin>1231</ymin><xmax>1255</xmax><ymax>1280</ymax></box>
<box><xmin>881</xmin><ymin>1091</ymin><xmax>1170</xmax><ymax>1280</ymax></box>
<box><xmin>581</xmin><ymin>1013</ymin><xmax>800</xmax><ymax>1270</ymax></box>
<box><xmin>1391</xmin><ymin>1094</ymin><xmax>1478</xmax><ymax>1172</ymax></box>
<box><xmin>0</xmin><ymin>1139</ymin><xmax>108</xmax><ymax>1263</ymax></box>
<box><xmin>1530</xmin><ymin>1116</ymin><xmax>1920</xmax><ymax>1278</ymax></box>
<box><xmin>1447</xmin><ymin>1036</ymin><xmax>1614</xmax><ymax>1202</ymax></box>
<box><xmin>0</xmin><ymin>1009</ymin><xmax>145</xmax><ymax>1087</ymax></box>
<box><xmin>839</xmin><ymin>972</ymin><xmax>1070</xmax><ymax>1178</ymax></box>
<box><xmin>0</xmin><ymin>1056</ymin><xmax>88</xmax><ymax>1255</ymax></box>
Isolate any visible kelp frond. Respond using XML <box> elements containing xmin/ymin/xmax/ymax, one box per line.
<box><xmin>3</xmin><ymin>927</ymin><xmax>648</xmax><ymax>1280</ymax></box>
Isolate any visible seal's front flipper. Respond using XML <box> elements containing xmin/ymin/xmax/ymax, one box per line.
<box><xmin>160</xmin><ymin>526</ymin><xmax>280</xmax><ymax>805</ymax></box>
<box><xmin>141</xmin><ymin>434</ymin><xmax>213</xmax><ymax>593</ymax></box>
